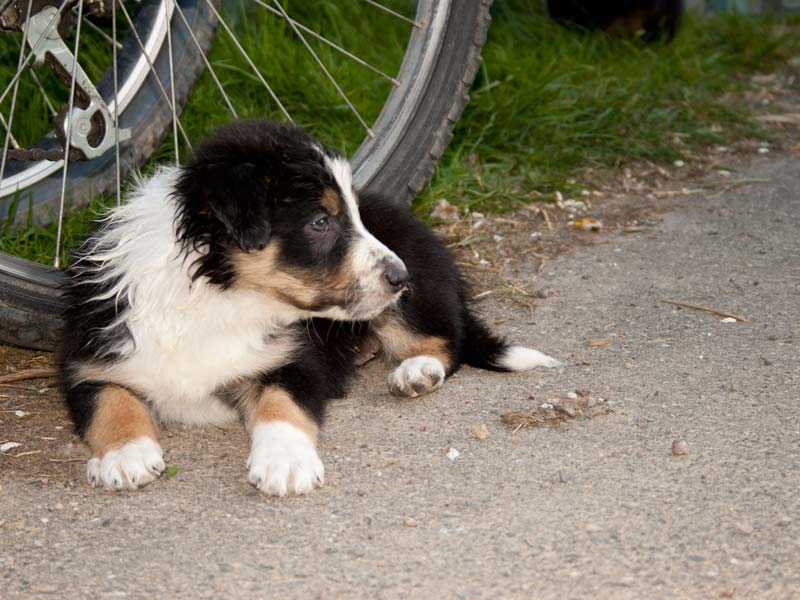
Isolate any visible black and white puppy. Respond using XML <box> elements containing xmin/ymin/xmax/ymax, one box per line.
<box><xmin>58</xmin><ymin>120</ymin><xmax>560</xmax><ymax>496</ymax></box>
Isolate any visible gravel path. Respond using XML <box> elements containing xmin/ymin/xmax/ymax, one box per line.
<box><xmin>1</xmin><ymin>157</ymin><xmax>798</xmax><ymax>599</ymax></box>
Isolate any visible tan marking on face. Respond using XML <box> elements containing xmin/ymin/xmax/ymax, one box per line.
<box><xmin>85</xmin><ymin>385</ymin><xmax>157</xmax><ymax>458</ymax></box>
<box><xmin>231</xmin><ymin>245</ymin><xmax>319</xmax><ymax>306</ymax></box>
<box><xmin>320</xmin><ymin>187</ymin><xmax>342</xmax><ymax>216</ymax></box>
<box><xmin>372</xmin><ymin>317</ymin><xmax>452</xmax><ymax>372</ymax></box>
<box><xmin>231</xmin><ymin>242</ymin><xmax>353</xmax><ymax>311</ymax></box>
<box><xmin>248</xmin><ymin>385</ymin><xmax>318</xmax><ymax>442</ymax></box>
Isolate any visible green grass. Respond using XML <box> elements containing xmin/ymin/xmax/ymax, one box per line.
<box><xmin>416</xmin><ymin>1</ymin><xmax>800</xmax><ymax>213</ymax></box>
<box><xmin>1</xmin><ymin>0</ymin><xmax>798</xmax><ymax>264</ymax></box>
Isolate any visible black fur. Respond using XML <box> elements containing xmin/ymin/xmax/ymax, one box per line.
<box><xmin>358</xmin><ymin>193</ymin><xmax>510</xmax><ymax>374</ymax></box>
<box><xmin>173</xmin><ymin>120</ymin><xmax>342</xmax><ymax>288</ymax></box>
<box><xmin>58</xmin><ymin>120</ymin><xmax>517</xmax><ymax>446</ymax></box>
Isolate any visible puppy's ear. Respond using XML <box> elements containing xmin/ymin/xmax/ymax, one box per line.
<box><xmin>206</xmin><ymin>162</ymin><xmax>272</xmax><ymax>251</ymax></box>
<box><xmin>177</xmin><ymin>161</ymin><xmax>272</xmax><ymax>252</ymax></box>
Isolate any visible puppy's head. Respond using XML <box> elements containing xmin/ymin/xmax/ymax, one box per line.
<box><xmin>175</xmin><ymin>120</ymin><xmax>408</xmax><ymax>321</ymax></box>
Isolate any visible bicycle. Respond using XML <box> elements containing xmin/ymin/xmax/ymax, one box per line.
<box><xmin>0</xmin><ymin>0</ymin><xmax>492</xmax><ymax>351</ymax></box>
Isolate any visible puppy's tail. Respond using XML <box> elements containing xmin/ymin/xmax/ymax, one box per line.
<box><xmin>461</xmin><ymin>310</ymin><xmax>561</xmax><ymax>372</ymax></box>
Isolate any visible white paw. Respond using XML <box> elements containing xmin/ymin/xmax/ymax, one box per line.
<box><xmin>87</xmin><ymin>437</ymin><xmax>165</xmax><ymax>491</ymax></box>
<box><xmin>247</xmin><ymin>422</ymin><xmax>324</xmax><ymax>497</ymax></box>
<box><xmin>497</xmin><ymin>346</ymin><xmax>562</xmax><ymax>371</ymax></box>
<box><xmin>388</xmin><ymin>355</ymin><xmax>446</xmax><ymax>398</ymax></box>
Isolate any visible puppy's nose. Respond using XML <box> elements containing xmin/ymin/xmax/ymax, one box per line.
<box><xmin>383</xmin><ymin>261</ymin><xmax>409</xmax><ymax>293</ymax></box>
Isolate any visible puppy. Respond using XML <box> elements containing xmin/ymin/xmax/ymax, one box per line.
<box><xmin>58</xmin><ymin>120</ymin><xmax>560</xmax><ymax>496</ymax></box>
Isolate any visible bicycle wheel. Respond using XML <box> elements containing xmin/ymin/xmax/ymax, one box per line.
<box><xmin>0</xmin><ymin>0</ymin><xmax>492</xmax><ymax>350</ymax></box>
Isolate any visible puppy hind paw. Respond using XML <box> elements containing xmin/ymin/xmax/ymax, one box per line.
<box><xmin>388</xmin><ymin>355</ymin><xmax>446</xmax><ymax>398</ymax></box>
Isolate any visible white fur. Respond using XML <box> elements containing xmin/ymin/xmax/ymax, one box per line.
<box><xmin>87</xmin><ymin>436</ymin><xmax>165</xmax><ymax>490</ymax></box>
<box><xmin>497</xmin><ymin>346</ymin><xmax>562</xmax><ymax>370</ymax></box>
<box><xmin>73</xmin><ymin>168</ymin><xmax>299</xmax><ymax>424</ymax></box>
<box><xmin>325</xmin><ymin>155</ymin><xmax>406</xmax><ymax>320</ymax></box>
<box><xmin>247</xmin><ymin>421</ymin><xmax>324</xmax><ymax>496</ymax></box>
<box><xmin>388</xmin><ymin>355</ymin><xmax>446</xmax><ymax>398</ymax></box>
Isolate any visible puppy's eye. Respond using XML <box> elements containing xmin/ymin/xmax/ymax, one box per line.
<box><xmin>309</xmin><ymin>216</ymin><xmax>329</xmax><ymax>232</ymax></box>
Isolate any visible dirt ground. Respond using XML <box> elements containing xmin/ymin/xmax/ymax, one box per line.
<box><xmin>2</xmin><ymin>64</ymin><xmax>800</xmax><ymax>597</ymax></box>
<box><xmin>0</xmin><ymin>146</ymin><xmax>730</xmax><ymax>482</ymax></box>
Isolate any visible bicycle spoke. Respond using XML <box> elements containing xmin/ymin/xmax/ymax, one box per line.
<box><xmin>117</xmin><ymin>0</ymin><xmax>193</xmax><ymax>152</ymax></box>
<box><xmin>254</xmin><ymin>0</ymin><xmax>399</xmax><ymax>87</ymax></box>
<box><xmin>54</xmin><ymin>0</ymin><xmax>85</xmax><ymax>269</ymax></box>
<box><xmin>173</xmin><ymin>2</ymin><xmax>238</xmax><ymax>118</ymax></box>
<box><xmin>27</xmin><ymin>67</ymin><xmax>59</xmax><ymax>118</ymax></box>
<box><xmin>0</xmin><ymin>0</ymin><xmax>71</xmax><ymax>108</ymax></box>
<box><xmin>0</xmin><ymin>1</ymin><xmax>35</xmax><ymax>190</ymax></box>
<box><xmin>203</xmin><ymin>0</ymin><xmax>292</xmax><ymax>123</ymax></box>
<box><xmin>270</xmin><ymin>0</ymin><xmax>374</xmax><ymax>138</ymax></box>
<box><xmin>362</xmin><ymin>0</ymin><xmax>421</xmax><ymax>27</ymax></box>
<box><xmin>11</xmin><ymin>36</ymin><xmax>58</xmax><ymax>117</ymax></box>
<box><xmin>0</xmin><ymin>113</ymin><xmax>20</xmax><ymax>149</ymax></box>
<box><xmin>74</xmin><ymin>7</ymin><xmax>124</xmax><ymax>50</ymax></box>
<box><xmin>164</xmin><ymin>0</ymin><xmax>179</xmax><ymax>165</ymax></box>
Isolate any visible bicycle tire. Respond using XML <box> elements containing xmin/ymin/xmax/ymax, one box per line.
<box><xmin>0</xmin><ymin>0</ymin><xmax>492</xmax><ymax>351</ymax></box>
<box><xmin>0</xmin><ymin>0</ymin><xmax>219</xmax><ymax>222</ymax></box>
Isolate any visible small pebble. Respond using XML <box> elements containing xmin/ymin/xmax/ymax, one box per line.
<box><xmin>777</xmin><ymin>516</ymin><xmax>792</xmax><ymax>527</ymax></box>
<box><xmin>687</xmin><ymin>554</ymin><xmax>706</xmax><ymax>562</ymax></box>
<box><xmin>671</xmin><ymin>439</ymin><xmax>688</xmax><ymax>456</ymax></box>
<box><xmin>720</xmin><ymin>317</ymin><xmax>737</xmax><ymax>323</ymax></box>
<box><xmin>14</xmin><ymin>410</ymin><xmax>27</xmax><ymax>417</ymax></box>
<box><xmin>674</xmin><ymin>160</ymin><xmax>685</xmax><ymax>167</ymax></box>
<box><xmin>757</xmin><ymin>147</ymin><xmax>769</xmax><ymax>154</ymax></box>
<box><xmin>735</xmin><ymin>522</ymin><xmax>754</xmax><ymax>535</ymax></box>
<box><xmin>540</xmin><ymin>403</ymin><xmax>554</xmax><ymax>410</ymax></box>
<box><xmin>566</xmin><ymin>391</ymin><xmax>578</xmax><ymax>400</ymax></box>
<box><xmin>472</xmin><ymin>424</ymin><xmax>489</xmax><ymax>440</ymax></box>
<box><xmin>353</xmin><ymin>543</ymin><xmax>366</xmax><ymax>557</ymax></box>
<box><xmin>445</xmin><ymin>447</ymin><xmax>460</xmax><ymax>461</ymax></box>
<box><xmin>403</xmin><ymin>517</ymin><xmax>418</xmax><ymax>527</ymax></box>
<box><xmin>555</xmin><ymin>400</ymin><xmax>578</xmax><ymax>418</ymax></box>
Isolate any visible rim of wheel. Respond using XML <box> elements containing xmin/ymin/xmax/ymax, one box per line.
<box><xmin>0</xmin><ymin>1</ymin><xmax>176</xmax><ymax>198</ymax></box>
<box><xmin>0</xmin><ymin>0</ymin><xmax>448</xmax><ymax>218</ymax></box>
<box><xmin>0</xmin><ymin>0</ymin><xmax>492</xmax><ymax>352</ymax></box>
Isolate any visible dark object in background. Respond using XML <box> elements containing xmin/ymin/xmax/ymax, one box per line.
<box><xmin>545</xmin><ymin>1</ymin><xmax>683</xmax><ymax>42</ymax></box>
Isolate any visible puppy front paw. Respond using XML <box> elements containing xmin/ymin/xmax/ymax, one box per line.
<box><xmin>388</xmin><ymin>355</ymin><xmax>446</xmax><ymax>398</ymax></box>
<box><xmin>247</xmin><ymin>422</ymin><xmax>324</xmax><ymax>497</ymax></box>
<box><xmin>87</xmin><ymin>437</ymin><xmax>165</xmax><ymax>490</ymax></box>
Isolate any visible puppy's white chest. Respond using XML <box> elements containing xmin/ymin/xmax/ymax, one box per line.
<box><xmin>114</xmin><ymin>290</ymin><xmax>297</xmax><ymax>424</ymax></box>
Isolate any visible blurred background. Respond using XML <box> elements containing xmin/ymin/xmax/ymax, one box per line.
<box><xmin>1</xmin><ymin>0</ymin><xmax>798</xmax><ymax>263</ymax></box>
